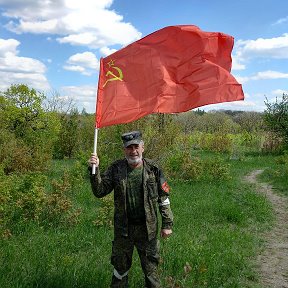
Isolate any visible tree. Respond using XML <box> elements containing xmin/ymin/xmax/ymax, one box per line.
<box><xmin>1</xmin><ymin>84</ymin><xmax>45</xmax><ymax>137</ymax></box>
<box><xmin>233</xmin><ymin>111</ymin><xmax>264</xmax><ymax>133</ymax></box>
<box><xmin>176</xmin><ymin>111</ymin><xmax>202</xmax><ymax>133</ymax></box>
<box><xmin>196</xmin><ymin>112</ymin><xmax>240</xmax><ymax>134</ymax></box>
<box><xmin>264</xmin><ymin>93</ymin><xmax>288</xmax><ymax>146</ymax></box>
<box><xmin>0</xmin><ymin>84</ymin><xmax>58</xmax><ymax>173</ymax></box>
<box><xmin>53</xmin><ymin>108</ymin><xmax>81</xmax><ymax>159</ymax></box>
<box><xmin>43</xmin><ymin>89</ymin><xmax>75</xmax><ymax>114</ymax></box>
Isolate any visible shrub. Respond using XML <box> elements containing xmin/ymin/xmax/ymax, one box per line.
<box><xmin>261</xmin><ymin>132</ymin><xmax>284</xmax><ymax>154</ymax></box>
<box><xmin>0</xmin><ymin>168</ymin><xmax>83</xmax><ymax>238</ymax></box>
<box><xmin>203</xmin><ymin>157</ymin><xmax>231</xmax><ymax>181</ymax></box>
<box><xmin>188</xmin><ymin>132</ymin><xmax>233</xmax><ymax>153</ymax></box>
<box><xmin>0</xmin><ymin>173</ymin><xmax>46</xmax><ymax>237</ymax></box>
<box><xmin>163</xmin><ymin>149</ymin><xmax>230</xmax><ymax>181</ymax></box>
<box><xmin>0</xmin><ymin>131</ymin><xmax>34</xmax><ymax>174</ymax></box>
<box><xmin>264</xmin><ymin>93</ymin><xmax>288</xmax><ymax>147</ymax></box>
<box><xmin>39</xmin><ymin>169</ymin><xmax>83</xmax><ymax>228</ymax></box>
<box><xmin>93</xmin><ymin>194</ymin><xmax>114</xmax><ymax>228</ymax></box>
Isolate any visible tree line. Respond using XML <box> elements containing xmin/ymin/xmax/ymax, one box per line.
<box><xmin>0</xmin><ymin>84</ymin><xmax>287</xmax><ymax>175</ymax></box>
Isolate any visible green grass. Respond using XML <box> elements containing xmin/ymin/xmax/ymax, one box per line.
<box><xmin>259</xmin><ymin>156</ymin><xmax>288</xmax><ymax>197</ymax></box>
<box><xmin>0</xmin><ymin>154</ymin><xmax>280</xmax><ymax>287</ymax></box>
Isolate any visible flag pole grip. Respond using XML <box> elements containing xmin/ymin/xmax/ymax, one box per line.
<box><xmin>92</xmin><ymin>127</ymin><xmax>98</xmax><ymax>175</ymax></box>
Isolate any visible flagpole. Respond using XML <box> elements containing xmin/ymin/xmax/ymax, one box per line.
<box><xmin>92</xmin><ymin>57</ymin><xmax>102</xmax><ymax>175</ymax></box>
<box><xmin>92</xmin><ymin>127</ymin><xmax>98</xmax><ymax>175</ymax></box>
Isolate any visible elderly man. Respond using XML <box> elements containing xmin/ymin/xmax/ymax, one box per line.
<box><xmin>88</xmin><ymin>130</ymin><xmax>173</xmax><ymax>288</ymax></box>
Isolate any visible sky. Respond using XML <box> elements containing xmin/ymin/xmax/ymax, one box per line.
<box><xmin>0</xmin><ymin>0</ymin><xmax>288</xmax><ymax>114</ymax></box>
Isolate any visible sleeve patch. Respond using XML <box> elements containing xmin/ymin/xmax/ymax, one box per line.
<box><xmin>161</xmin><ymin>181</ymin><xmax>170</xmax><ymax>193</ymax></box>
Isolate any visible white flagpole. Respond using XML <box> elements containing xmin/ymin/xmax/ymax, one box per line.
<box><xmin>92</xmin><ymin>57</ymin><xmax>102</xmax><ymax>175</ymax></box>
<box><xmin>92</xmin><ymin>127</ymin><xmax>98</xmax><ymax>175</ymax></box>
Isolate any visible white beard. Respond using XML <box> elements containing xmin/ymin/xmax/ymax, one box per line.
<box><xmin>126</xmin><ymin>156</ymin><xmax>142</xmax><ymax>166</ymax></box>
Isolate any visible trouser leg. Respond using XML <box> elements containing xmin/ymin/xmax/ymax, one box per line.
<box><xmin>137</xmin><ymin>238</ymin><xmax>161</xmax><ymax>288</ymax></box>
<box><xmin>132</xmin><ymin>225</ymin><xmax>161</xmax><ymax>288</ymax></box>
<box><xmin>110</xmin><ymin>236</ymin><xmax>134</xmax><ymax>288</ymax></box>
<box><xmin>111</xmin><ymin>274</ymin><xmax>128</xmax><ymax>288</ymax></box>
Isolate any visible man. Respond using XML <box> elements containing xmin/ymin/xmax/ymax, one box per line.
<box><xmin>88</xmin><ymin>130</ymin><xmax>173</xmax><ymax>288</ymax></box>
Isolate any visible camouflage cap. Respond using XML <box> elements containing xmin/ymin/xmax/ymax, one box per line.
<box><xmin>121</xmin><ymin>131</ymin><xmax>142</xmax><ymax>147</ymax></box>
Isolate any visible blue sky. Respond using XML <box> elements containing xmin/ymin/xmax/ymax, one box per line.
<box><xmin>0</xmin><ymin>0</ymin><xmax>287</xmax><ymax>113</ymax></box>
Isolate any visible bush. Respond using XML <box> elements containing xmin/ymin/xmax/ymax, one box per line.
<box><xmin>40</xmin><ymin>173</ymin><xmax>81</xmax><ymax>228</ymax></box>
<box><xmin>261</xmin><ymin>132</ymin><xmax>284</xmax><ymax>154</ymax></box>
<box><xmin>187</xmin><ymin>132</ymin><xmax>233</xmax><ymax>153</ymax></box>
<box><xmin>264</xmin><ymin>93</ymin><xmax>288</xmax><ymax>147</ymax></box>
<box><xmin>92</xmin><ymin>194</ymin><xmax>114</xmax><ymax>228</ymax></box>
<box><xmin>0</xmin><ymin>167</ymin><xmax>83</xmax><ymax>238</ymax></box>
<box><xmin>0</xmin><ymin>173</ymin><xmax>46</xmax><ymax>237</ymax></box>
<box><xmin>163</xmin><ymin>149</ymin><xmax>230</xmax><ymax>181</ymax></box>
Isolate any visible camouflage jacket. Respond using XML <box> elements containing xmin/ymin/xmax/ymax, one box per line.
<box><xmin>90</xmin><ymin>158</ymin><xmax>173</xmax><ymax>240</ymax></box>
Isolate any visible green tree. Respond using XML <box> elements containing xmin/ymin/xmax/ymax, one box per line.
<box><xmin>1</xmin><ymin>84</ymin><xmax>45</xmax><ymax>137</ymax></box>
<box><xmin>233</xmin><ymin>111</ymin><xmax>264</xmax><ymax>133</ymax></box>
<box><xmin>264</xmin><ymin>93</ymin><xmax>288</xmax><ymax>146</ymax></box>
<box><xmin>53</xmin><ymin>109</ymin><xmax>81</xmax><ymax>159</ymax></box>
<box><xmin>0</xmin><ymin>84</ymin><xmax>58</xmax><ymax>173</ymax></box>
<box><xmin>197</xmin><ymin>112</ymin><xmax>240</xmax><ymax>134</ymax></box>
<box><xmin>176</xmin><ymin>111</ymin><xmax>202</xmax><ymax>133</ymax></box>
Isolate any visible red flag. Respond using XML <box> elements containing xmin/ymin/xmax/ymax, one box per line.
<box><xmin>95</xmin><ymin>25</ymin><xmax>244</xmax><ymax>128</ymax></box>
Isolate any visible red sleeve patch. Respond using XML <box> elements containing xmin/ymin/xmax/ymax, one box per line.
<box><xmin>161</xmin><ymin>181</ymin><xmax>170</xmax><ymax>193</ymax></box>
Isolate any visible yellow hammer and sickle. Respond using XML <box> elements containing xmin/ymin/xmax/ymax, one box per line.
<box><xmin>103</xmin><ymin>66</ymin><xmax>123</xmax><ymax>88</ymax></box>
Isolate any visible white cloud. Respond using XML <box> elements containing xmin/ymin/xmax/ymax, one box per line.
<box><xmin>272</xmin><ymin>89</ymin><xmax>288</xmax><ymax>96</ymax></box>
<box><xmin>235</xmin><ymin>34</ymin><xmax>288</xmax><ymax>61</ymax></box>
<box><xmin>0</xmin><ymin>0</ymin><xmax>69</xmax><ymax>21</ymax></box>
<box><xmin>0</xmin><ymin>38</ymin><xmax>50</xmax><ymax>91</ymax></box>
<box><xmin>251</xmin><ymin>70</ymin><xmax>288</xmax><ymax>80</ymax></box>
<box><xmin>232</xmin><ymin>55</ymin><xmax>245</xmax><ymax>70</ymax></box>
<box><xmin>234</xmin><ymin>70</ymin><xmax>288</xmax><ymax>84</ymax></box>
<box><xmin>61</xmin><ymin>85</ymin><xmax>97</xmax><ymax>113</ymax></box>
<box><xmin>67</xmin><ymin>52</ymin><xmax>99</xmax><ymax>68</ymax></box>
<box><xmin>234</xmin><ymin>75</ymin><xmax>249</xmax><ymax>84</ymax></box>
<box><xmin>204</xmin><ymin>89</ymin><xmax>287</xmax><ymax>112</ymax></box>
<box><xmin>0</xmin><ymin>38</ymin><xmax>19</xmax><ymax>56</ymax></box>
<box><xmin>61</xmin><ymin>85</ymin><xmax>96</xmax><ymax>100</ymax></box>
<box><xmin>1</xmin><ymin>0</ymin><xmax>141</xmax><ymax>50</ymax></box>
<box><xmin>63</xmin><ymin>65</ymin><xmax>87</xmax><ymax>74</ymax></box>
<box><xmin>203</xmin><ymin>99</ymin><xmax>262</xmax><ymax>112</ymax></box>
<box><xmin>5</xmin><ymin>19</ymin><xmax>59</xmax><ymax>34</ymax></box>
<box><xmin>100</xmin><ymin>46</ymin><xmax>117</xmax><ymax>56</ymax></box>
<box><xmin>0</xmin><ymin>71</ymin><xmax>50</xmax><ymax>91</ymax></box>
<box><xmin>64</xmin><ymin>52</ymin><xmax>99</xmax><ymax>75</ymax></box>
<box><xmin>272</xmin><ymin>16</ymin><xmax>288</xmax><ymax>26</ymax></box>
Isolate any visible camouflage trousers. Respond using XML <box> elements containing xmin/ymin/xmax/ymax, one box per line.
<box><xmin>110</xmin><ymin>224</ymin><xmax>161</xmax><ymax>288</ymax></box>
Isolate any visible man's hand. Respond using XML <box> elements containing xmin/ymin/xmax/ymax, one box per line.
<box><xmin>160</xmin><ymin>229</ymin><xmax>172</xmax><ymax>239</ymax></box>
<box><xmin>88</xmin><ymin>153</ymin><xmax>100</xmax><ymax>168</ymax></box>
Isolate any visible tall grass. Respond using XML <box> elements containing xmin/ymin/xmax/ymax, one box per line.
<box><xmin>0</xmin><ymin>154</ymin><xmax>277</xmax><ymax>287</ymax></box>
<box><xmin>260</xmin><ymin>152</ymin><xmax>288</xmax><ymax>196</ymax></box>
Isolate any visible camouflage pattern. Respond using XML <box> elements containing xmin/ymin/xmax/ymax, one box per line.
<box><xmin>90</xmin><ymin>158</ymin><xmax>173</xmax><ymax>240</ymax></box>
<box><xmin>111</xmin><ymin>224</ymin><xmax>160</xmax><ymax>288</ymax></box>
<box><xmin>126</xmin><ymin>165</ymin><xmax>145</xmax><ymax>223</ymax></box>
<box><xmin>121</xmin><ymin>130</ymin><xmax>142</xmax><ymax>147</ymax></box>
<box><xmin>90</xmin><ymin>158</ymin><xmax>173</xmax><ymax>287</ymax></box>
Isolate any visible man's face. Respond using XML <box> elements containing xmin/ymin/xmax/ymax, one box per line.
<box><xmin>124</xmin><ymin>143</ymin><xmax>144</xmax><ymax>166</ymax></box>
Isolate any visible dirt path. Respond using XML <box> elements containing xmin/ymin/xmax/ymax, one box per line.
<box><xmin>244</xmin><ymin>170</ymin><xmax>288</xmax><ymax>288</ymax></box>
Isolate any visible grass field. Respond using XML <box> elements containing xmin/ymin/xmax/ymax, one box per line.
<box><xmin>0</xmin><ymin>154</ymin><xmax>280</xmax><ymax>287</ymax></box>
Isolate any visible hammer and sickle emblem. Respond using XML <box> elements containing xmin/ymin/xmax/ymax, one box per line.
<box><xmin>103</xmin><ymin>60</ymin><xmax>124</xmax><ymax>87</ymax></box>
